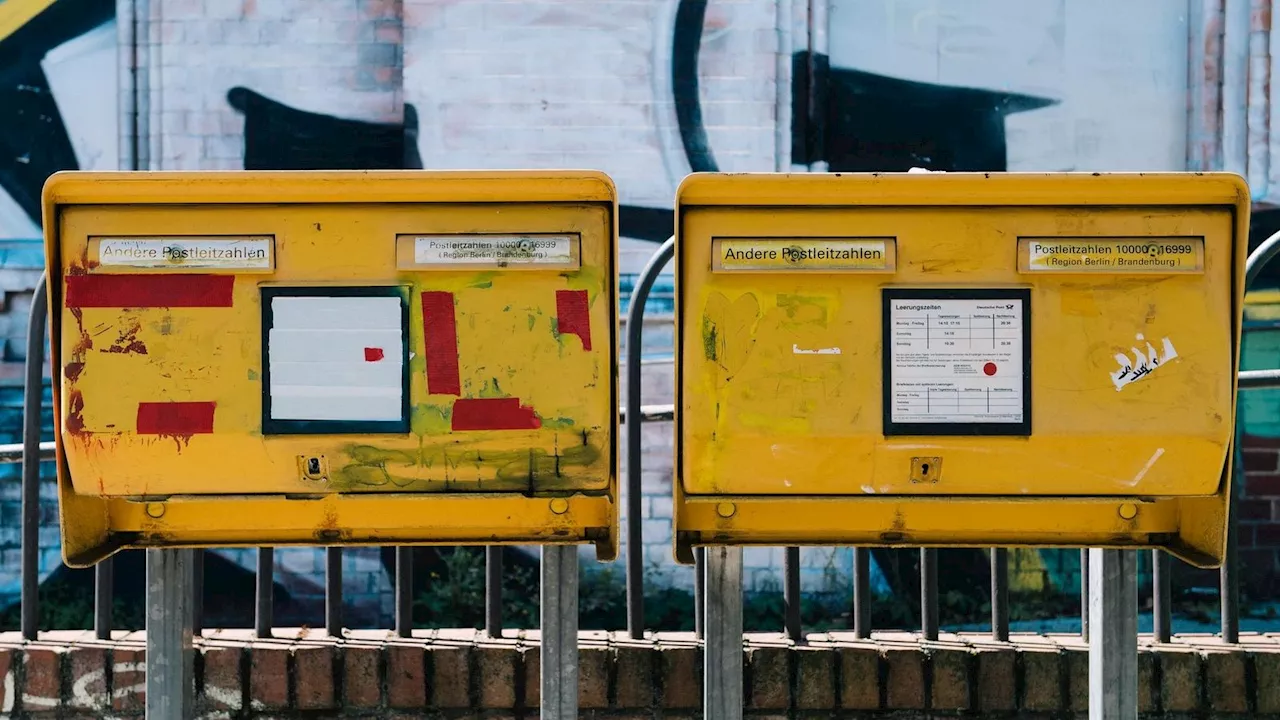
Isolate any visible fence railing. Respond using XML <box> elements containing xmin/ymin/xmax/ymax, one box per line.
<box><xmin>11</xmin><ymin>233</ymin><xmax>1280</xmax><ymax>643</ymax></box>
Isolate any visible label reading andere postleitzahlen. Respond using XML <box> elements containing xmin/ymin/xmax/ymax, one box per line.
<box><xmin>92</xmin><ymin>236</ymin><xmax>274</xmax><ymax>272</ymax></box>
<box><xmin>712</xmin><ymin>238</ymin><xmax>896</xmax><ymax>272</ymax></box>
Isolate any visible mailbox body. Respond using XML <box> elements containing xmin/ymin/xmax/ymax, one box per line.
<box><xmin>43</xmin><ymin>171</ymin><xmax>618</xmax><ymax>566</ymax></box>
<box><xmin>674</xmin><ymin>172</ymin><xmax>1248</xmax><ymax>567</ymax></box>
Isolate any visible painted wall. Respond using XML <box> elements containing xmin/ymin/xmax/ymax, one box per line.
<box><xmin>0</xmin><ymin>0</ymin><xmax>1268</xmax><ymax>624</ymax></box>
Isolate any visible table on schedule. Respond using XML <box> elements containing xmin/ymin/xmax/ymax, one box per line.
<box><xmin>886</xmin><ymin>297</ymin><xmax>1026</xmax><ymax>427</ymax></box>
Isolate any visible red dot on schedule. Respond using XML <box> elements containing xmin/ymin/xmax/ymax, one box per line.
<box><xmin>983</xmin><ymin>362</ymin><xmax>998</xmax><ymax>376</ymax></box>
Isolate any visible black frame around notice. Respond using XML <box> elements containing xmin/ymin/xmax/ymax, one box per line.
<box><xmin>881</xmin><ymin>287</ymin><xmax>1032</xmax><ymax>437</ymax></box>
<box><xmin>261</xmin><ymin>285</ymin><xmax>412</xmax><ymax>435</ymax></box>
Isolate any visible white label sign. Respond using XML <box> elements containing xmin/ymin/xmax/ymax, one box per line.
<box><xmin>887</xmin><ymin>297</ymin><xmax>1025</xmax><ymax>426</ymax></box>
<box><xmin>408</xmin><ymin>235</ymin><xmax>577</xmax><ymax>267</ymax></box>
<box><xmin>94</xmin><ymin>237</ymin><xmax>273</xmax><ymax>271</ymax></box>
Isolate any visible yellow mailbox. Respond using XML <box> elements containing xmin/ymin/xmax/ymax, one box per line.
<box><xmin>43</xmin><ymin>170</ymin><xmax>618</xmax><ymax>566</ymax></box>
<box><xmin>674</xmin><ymin>172</ymin><xmax>1247</xmax><ymax>567</ymax></box>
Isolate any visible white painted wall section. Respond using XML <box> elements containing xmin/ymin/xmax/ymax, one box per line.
<box><xmin>267</xmin><ymin>296</ymin><xmax>404</xmax><ymax>422</ymax></box>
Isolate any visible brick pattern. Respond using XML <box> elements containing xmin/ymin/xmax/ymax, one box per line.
<box><xmin>1238</xmin><ymin>433</ymin><xmax>1280</xmax><ymax>595</ymax></box>
<box><xmin>0</xmin><ymin>630</ymin><xmax>1276</xmax><ymax>716</ymax></box>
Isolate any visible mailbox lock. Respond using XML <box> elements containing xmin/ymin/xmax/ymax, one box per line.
<box><xmin>145</xmin><ymin>503</ymin><xmax>165</xmax><ymax>519</ymax></box>
<box><xmin>1118</xmin><ymin>503</ymin><xmax>1138</xmax><ymax>520</ymax></box>
<box><xmin>549</xmin><ymin>498</ymin><xmax>570</xmax><ymax>515</ymax></box>
<box><xmin>910</xmin><ymin>457</ymin><xmax>942</xmax><ymax>484</ymax></box>
<box><xmin>299</xmin><ymin>455</ymin><xmax>329</xmax><ymax>483</ymax></box>
<box><xmin>716</xmin><ymin>502</ymin><xmax>737</xmax><ymax>518</ymax></box>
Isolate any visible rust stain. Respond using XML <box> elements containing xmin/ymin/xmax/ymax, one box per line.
<box><xmin>103</xmin><ymin>322</ymin><xmax>148</xmax><ymax>355</ymax></box>
<box><xmin>66</xmin><ymin>390</ymin><xmax>88</xmax><ymax>436</ymax></box>
<box><xmin>64</xmin><ymin>362</ymin><xmax>84</xmax><ymax>381</ymax></box>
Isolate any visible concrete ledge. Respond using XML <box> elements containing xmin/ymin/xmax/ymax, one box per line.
<box><xmin>0</xmin><ymin>629</ymin><xmax>1276</xmax><ymax>717</ymax></box>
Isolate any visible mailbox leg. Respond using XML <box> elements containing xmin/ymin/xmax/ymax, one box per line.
<box><xmin>145</xmin><ymin>548</ymin><xmax>195</xmax><ymax>720</ymax></box>
<box><xmin>1088</xmin><ymin>549</ymin><xmax>1137</xmax><ymax>720</ymax></box>
<box><xmin>540</xmin><ymin>544</ymin><xmax>579</xmax><ymax>720</ymax></box>
<box><xmin>704</xmin><ymin>546</ymin><xmax>744</xmax><ymax>720</ymax></box>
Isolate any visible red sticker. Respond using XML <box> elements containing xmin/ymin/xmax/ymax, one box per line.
<box><xmin>451</xmin><ymin>398</ymin><xmax>541</xmax><ymax>431</ymax></box>
<box><xmin>555</xmin><ymin>289</ymin><xmax>592</xmax><ymax>350</ymax></box>
<box><xmin>364</xmin><ymin>347</ymin><xmax>385</xmax><ymax>362</ymax></box>
<box><xmin>66</xmin><ymin>274</ymin><xmax>234</xmax><ymax>308</ymax></box>
<box><xmin>983</xmin><ymin>362</ymin><xmax>998</xmax><ymax>376</ymax></box>
<box><xmin>421</xmin><ymin>291</ymin><xmax>461</xmax><ymax>395</ymax></box>
<box><xmin>136</xmin><ymin>401</ymin><xmax>216</xmax><ymax>435</ymax></box>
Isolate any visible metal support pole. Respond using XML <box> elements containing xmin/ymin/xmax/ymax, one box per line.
<box><xmin>146</xmin><ymin>548</ymin><xmax>194</xmax><ymax>720</ymax></box>
<box><xmin>395</xmin><ymin>547</ymin><xmax>412</xmax><ymax>638</ymax></box>
<box><xmin>921</xmin><ymin>548</ymin><xmax>939</xmax><ymax>640</ymax></box>
<box><xmin>192</xmin><ymin>549</ymin><xmax>204</xmax><ymax>637</ymax></box>
<box><xmin>853</xmin><ymin>547</ymin><xmax>870</xmax><ymax>638</ymax></box>
<box><xmin>991</xmin><ymin>548</ymin><xmax>1009</xmax><ymax>641</ymax></box>
<box><xmin>20</xmin><ymin>272</ymin><xmax>47</xmax><ymax>641</ymax></box>
<box><xmin>1152</xmin><ymin>550</ymin><xmax>1172</xmax><ymax>643</ymax></box>
<box><xmin>1080</xmin><ymin>548</ymin><xmax>1090</xmax><ymax>641</ymax></box>
<box><xmin>255</xmin><ymin>548</ymin><xmax>273</xmax><ymax>638</ymax></box>
<box><xmin>94</xmin><ymin>557</ymin><xmax>114</xmax><ymax>640</ymax></box>
<box><xmin>1222</xmin><ymin>435</ymin><xmax>1243</xmax><ymax>643</ymax></box>
<box><xmin>486</xmin><ymin>546</ymin><xmax>503</xmax><ymax>637</ymax></box>
<box><xmin>1088</xmin><ymin>549</ymin><xmax>1138</xmax><ymax>720</ymax></box>
<box><xmin>694</xmin><ymin>547</ymin><xmax>706</xmax><ymax>639</ymax></box>
<box><xmin>625</xmin><ymin>237</ymin><xmax>673</xmax><ymax>640</ymax></box>
<box><xmin>541</xmin><ymin>544</ymin><xmax>579</xmax><ymax>720</ymax></box>
<box><xmin>784</xmin><ymin>546</ymin><xmax>802</xmax><ymax>642</ymax></box>
<box><xmin>325</xmin><ymin>547</ymin><xmax>342</xmax><ymax>636</ymax></box>
<box><xmin>704</xmin><ymin>546</ymin><xmax>743</xmax><ymax>720</ymax></box>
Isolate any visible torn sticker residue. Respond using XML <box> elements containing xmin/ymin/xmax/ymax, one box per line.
<box><xmin>555</xmin><ymin>289</ymin><xmax>592</xmax><ymax>350</ymax></box>
<box><xmin>421</xmin><ymin>291</ymin><xmax>461</xmax><ymax>395</ymax></box>
<box><xmin>451</xmin><ymin>397</ymin><xmax>541</xmax><ymax>431</ymax></box>
<box><xmin>793</xmin><ymin>344</ymin><xmax>841</xmax><ymax>355</ymax></box>
<box><xmin>1110</xmin><ymin>333</ymin><xmax>1178</xmax><ymax>391</ymax></box>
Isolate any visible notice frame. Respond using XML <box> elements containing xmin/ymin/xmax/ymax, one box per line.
<box><xmin>881</xmin><ymin>287</ymin><xmax>1033</xmax><ymax>437</ymax></box>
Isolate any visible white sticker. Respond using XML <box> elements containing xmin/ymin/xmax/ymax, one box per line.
<box><xmin>887</xmin><ymin>297</ymin><xmax>1025</xmax><ymax>425</ymax></box>
<box><xmin>1109</xmin><ymin>333</ymin><xmax>1178</xmax><ymax>391</ymax></box>
<box><xmin>412</xmin><ymin>235</ymin><xmax>575</xmax><ymax>266</ymax></box>
<box><xmin>95</xmin><ymin>236</ymin><xmax>273</xmax><ymax>270</ymax></box>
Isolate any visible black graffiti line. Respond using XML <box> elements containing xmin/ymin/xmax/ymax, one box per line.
<box><xmin>672</xmin><ymin>0</ymin><xmax>718</xmax><ymax>174</ymax></box>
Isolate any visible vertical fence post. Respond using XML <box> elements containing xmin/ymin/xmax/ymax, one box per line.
<box><xmin>921</xmin><ymin>548</ymin><xmax>939</xmax><ymax>640</ymax></box>
<box><xmin>192</xmin><ymin>549</ymin><xmax>204</xmax><ymax>637</ymax></box>
<box><xmin>486</xmin><ymin>547</ymin><xmax>503</xmax><ymax>637</ymax></box>
<box><xmin>20</xmin><ymin>272</ymin><xmax>47</xmax><ymax>641</ymax></box>
<box><xmin>1221</xmin><ymin>435</ymin><xmax>1242</xmax><ymax>643</ymax></box>
<box><xmin>694</xmin><ymin>547</ymin><xmax>706</xmax><ymax>639</ymax></box>
<box><xmin>326</xmin><ymin>547</ymin><xmax>342</xmax><ymax>636</ymax></box>
<box><xmin>1080</xmin><ymin>548</ymin><xmax>1090</xmax><ymax>642</ymax></box>
<box><xmin>704</xmin><ymin>546</ymin><xmax>743</xmax><ymax>720</ymax></box>
<box><xmin>255</xmin><ymin>548</ymin><xmax>273</xmax><ymax>638</ymax></box>
<box><xmin>95</xmin><ymin>557</ymin><xmax>114</xmax><ymax>640</ymax></box>
<box><xmin>395</xmin><ymin>547</ymin><xmax>413</xmax><ymax>638</ymax></box>
<box><xmin>625</xmin><ymin>237</ymin><xmax>674</xmax><ymax>640</ymax></box>
<box><xmin>541</xmin><ymin>544</ymin><xmax>579</xmax><ymax>720</ymax></box>
<box><xmin>784</xmin><ymin>546</ymin><xmax>802</xmax><ymax>642</ymax></box>
<box><xmin>1152</xmin><ymin>549</ymin><xmax>1172</xmax><ymax>643</ymax></box>
<box><xmin>853</xmin><ymin>547</ymin><xmax>870</xmax><ymax>638</ymax></box>
<box><xmin>1088</xmin><ymin>549</ymin><xmax>1138</xmax><ymax>719</ymax></box>
<box><xmin>146</xmin><ymin>548</ymin><xmax>195</xmax><ymax>719</ymax></box>
<box><xmin>991</xmin><ymin>548</ymin><xmax>1009</xmax><ymax>641</ymax></box>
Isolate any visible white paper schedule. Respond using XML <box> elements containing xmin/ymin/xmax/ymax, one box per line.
<box><xmin>887</xmin><ymin>297</ymin><xmax>1025</xmax><ymax>426</ymax></box>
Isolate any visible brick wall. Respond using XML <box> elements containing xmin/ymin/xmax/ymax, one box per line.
<box><xmin>1241</xmin><ymin>434</ymin><xmax>1280</xmax><ymax>596</ymax></box>
<box><xmin>1</xmin><ymin>630</ymin><xmax>1277</xmax><ymax>717</ymax></box>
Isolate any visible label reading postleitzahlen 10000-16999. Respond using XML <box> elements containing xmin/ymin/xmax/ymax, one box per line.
<box><xmin>397</xmin><ymin>234</ymin><xmax>580</xmax><ymax>269</ymax></box>
<box><xmin>1018</xmin><ymin>237</ymin><xmax>1205</xmax><ymax>273</ymax></box>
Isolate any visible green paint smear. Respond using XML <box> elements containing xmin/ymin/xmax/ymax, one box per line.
<box><xmin>479</xmin><ymin>377</ymin><xmax>504</xmax><ymax>398</ymax></box>
<box><xmin>247</xmin><ymin>369</ymin><xmax>259</xmax><ymax>381</ymax></box>
<box><xmin>561</xmin><ymin>267</ymin><xmax>601</xmax><ymax>301</ymax></box>
<box><xmin>540</xmin><ymin>416</ymin><xmax>577</xmax><ymax>430</ymax></box>
<box><xmin>468</xmin><ymin>272</ymin><xmax>497</xmax><ymax>289</ymax></box>
<box><xmin>409</xmin><ymin>354</ymin><xmax>427</xmax><ymax>376</ymax></box>
<box><xmin>701</xmin><ymin>315</ymin><xmax>719</xmax><ymax>362</ymax></box>
<box><xmin>527</xmin><ymin>314</ymin><xmax>537</xmax><ymax>331</ymax></box>
<box><xmin>411</xmin><ymin>405</ymin><xmax>451</xmax><ymax>436</ymax></box>
<box><xmin>776</xmin><ymin>294</ymin><xmax>829</xmax><ymax>326</ymax></box>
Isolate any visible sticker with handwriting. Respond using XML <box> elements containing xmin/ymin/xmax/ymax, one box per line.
<box><xmin>1110</xmin><ymin>334</ymin><xmax>1178</xmax><ymax>391</ymax></box>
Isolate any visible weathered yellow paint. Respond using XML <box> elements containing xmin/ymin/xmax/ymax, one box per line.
<box><xmin>674</xmin><ymin>172</ymin><xmax>1248</xmax><ymax>567</ymax></box>
<box><xmin>43</xmin><ymin>170</ymin><xmax>618</xmax><ymax>566</ymax></box>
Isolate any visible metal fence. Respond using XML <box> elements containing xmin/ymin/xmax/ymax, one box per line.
<box><xmin>10</xmin><ymin>233</ymin><xmax>1280</xmax><ymax>644</ymax></box>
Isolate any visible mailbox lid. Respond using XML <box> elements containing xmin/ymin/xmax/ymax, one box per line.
<box><xmin>676</xmin><ymin>172</ymin><xmax>1246</xmax><ymax>499</ymax></box>
<box><xmin>46</xmin><ymin>171</ymin><xmax>617</xmax><ymax>498</ymax></box>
